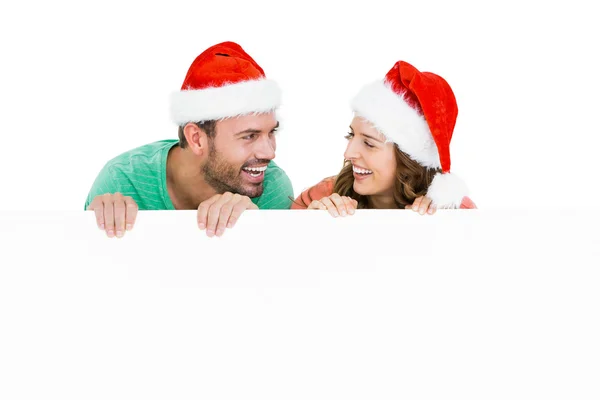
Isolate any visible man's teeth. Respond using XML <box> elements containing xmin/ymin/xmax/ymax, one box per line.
<box><xmin>243</xmin><ymin>166</ymin><xmax>267</xmax><ymax>172</ymax></box>
<box><xmin>353</xmin><ymin>166</ymin><xmax>373</xmax><ymax>174</ymax></box>
<box><xmin>243</xmin><ymin>166</ymin><xmax>267</xmax><ymax>176</ymax></box>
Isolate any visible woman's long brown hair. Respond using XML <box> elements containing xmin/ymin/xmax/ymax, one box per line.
<box><xmin>332</xmin><ymin>144</ymin><xmax>441</xmax><ymax>209</ymax></box>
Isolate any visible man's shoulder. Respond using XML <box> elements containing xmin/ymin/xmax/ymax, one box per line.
<box><xmin>264</xmin><ymin>160</ymin><xmax>291</xmax><ymax>183</ymax></box>
<box><xmin>250</xmin><ymin>160</ymin><xmax>294</xmax><ymax>209</ymax></box>
<box><xmin>265</xmin><ymin>159</ymin><xmax>285</xmax><ymax>173</ymax></box>
<box><xmin>103</xmin><ymin>139</ymin><xmax>178</xmax><ymax>173</ymax></box>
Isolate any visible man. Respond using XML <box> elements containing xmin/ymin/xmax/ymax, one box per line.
<box><xmin>85</xmin><ymin>41</ymin><xmax>294</xmax><ymax>238</ymax></box>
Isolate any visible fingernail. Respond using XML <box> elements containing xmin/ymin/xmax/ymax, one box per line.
<box><xmin>107</xmin><ymin>230</ymin><xmax>114</xmax><ymax>237</ymax></box>
<box><xmin>206</xmin><ymin>230</ymin><xmax>214</xmax><ymax>237</ymax></box>
<box><xmin>198</xmin><ymin>223</ymin><xmax>205</xmax><ymax>230</ymax></box>
<box><xmin>99</xmin><ymin>223</ymin><xmax>104</xmax><ymax>230</ymax></box>
<box><xmin>216</xmin><ymin>229</ymin><xmax>224</xmax><ymax>236</ymax></box>
<box><xmin>116</xmin><ymin>230</ymin><xmax>123</xmax><ymax>238</ymax></box>
<box><xmin>428</xmin><ymin>209</ymin><xmax>434</xmax><ymax>214</ymax></box>
<box><xmin>227</xmin><ymin>222</ymin><xmax>233</xmax><ymax>228</ymax></box>
<box><xmin>126</xmin><ymin>224</ymin><xmax>132</xmax><ymax>231</ymax></box>
<box><xmin>413</xmin><ymin>205</ymin><xmax>418</xmax><ymax>211</ymax></box>
<box><xmin>341</xmin><ymin>210</ymin><xmax>346</xmax><ymax>216</ymax></box>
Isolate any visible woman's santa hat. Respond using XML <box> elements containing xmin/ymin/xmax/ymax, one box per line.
<box><xmin>170</xmin><ymin>41</ymin><xmax>281</xmax><ymax>125</ymax></box>
<box><xmin>350</xmin><ymin>60</ymin><xmax>468</xmax><ymax>208</ymax></box>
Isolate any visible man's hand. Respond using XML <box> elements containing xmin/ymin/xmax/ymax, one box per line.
<box><xmin>406</xmin><ymin>196</ymin><xmax>436</xmax><ymax>215</ymax></box>
<box><xmin>197</xmin><ymin>192</ymin><xmax>258</xmax><ymax>237</ymax></box>
<box><xmin>87</xmin><ymin>193</ymin><xmax>139</xmax><ymax>237</ymax></box>
<box><xmin>307</xmin><ymin>193</ymin><xmax>358</xmax><ymax>217</ymax></box>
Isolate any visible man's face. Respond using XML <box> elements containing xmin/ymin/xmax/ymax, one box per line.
<box><xmin>202</xmin><ymin>112</ymin><xmax>278</xmax><ymax>198</ymax></box>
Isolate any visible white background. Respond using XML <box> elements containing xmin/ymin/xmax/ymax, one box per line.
<box><xmin>1</xmin><ymin>0</ymin><xmax>598</xmax><ymax>210</ymax></box>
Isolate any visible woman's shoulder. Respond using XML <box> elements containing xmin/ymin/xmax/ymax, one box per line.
<box><xmin>291</xmin><ymin>176</ymin><xmax>337</xmax><ymax>209</ymax></box>
<box><xmin>460</xmin><ymin>196</ymin><xmax>477</xmax><ymax>209</ymax></box>
<box><xmin>312</xmin><ymin>176</ymin><xmax>336</xmax><ymax>192</ymax></box>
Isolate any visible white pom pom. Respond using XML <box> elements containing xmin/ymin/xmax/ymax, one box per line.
<box><xmin>426</xmin><ymin>172</ymin><xmax>469</xmax><ymax>209</ymax></box>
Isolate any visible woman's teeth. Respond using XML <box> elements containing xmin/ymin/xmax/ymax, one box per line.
<box><xmin>353</xmin><ymin>166</ymin><xmax>373</xmax><ymax>174</ymax></box>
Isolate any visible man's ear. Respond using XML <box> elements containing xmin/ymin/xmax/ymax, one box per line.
<box><xmin>183</xmin><ymin>123</ymin><xmax>210</xmax><ymax>156</ymax></box>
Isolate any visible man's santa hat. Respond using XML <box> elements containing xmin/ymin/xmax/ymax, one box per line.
<box><xmin>350</xmin><ymin>60</ymin><xmax>468</xmax><ymax>208</ymax></box>
<box><xmin>170</xmin><ymin>41</ymin><xmax>281</xmax><ymax>125</ymax></box>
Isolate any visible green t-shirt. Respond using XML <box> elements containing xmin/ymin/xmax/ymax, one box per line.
<box><xmin>84</xmin><ymin>139</ymin><xmax>294</xmax><ymax>210</ymax></box>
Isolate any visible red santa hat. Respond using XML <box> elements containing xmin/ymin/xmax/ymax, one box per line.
<box><xmin>170</xmin><ymin>41</ymin><xmax>281</xmax><ymax>125</ymax></box>
<box><xmin>350</xmin><ymin>60</ymin><xmax>469</xmax><ymax>208</ymax></box>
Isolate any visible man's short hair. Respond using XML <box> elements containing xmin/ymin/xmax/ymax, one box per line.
<box><xmin>178</xmin><ymin>120</ymin><xmax>217</xmax><ymax>148</ymax></box>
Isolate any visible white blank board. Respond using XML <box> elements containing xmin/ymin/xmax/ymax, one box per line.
<box><xmin>1</xmin><ymin>210</ymin><xmax>599</xmax><ymax>399</ymax></box>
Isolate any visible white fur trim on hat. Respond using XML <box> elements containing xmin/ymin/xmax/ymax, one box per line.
<box><xmin>170</xmin><ymin>78</ymin><xmax>281</xmax><ymax>125</ymax></box>
<box><xmin>426</xmin><ymin>172</ymin><xmax>469</xmax><ymax>209</ymax></box>
<box><xmin>350</xmin><ymin>79</ymin><xmax>441</xmax><ymax>169</ymax></box>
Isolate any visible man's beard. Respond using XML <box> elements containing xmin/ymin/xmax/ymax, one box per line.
<box><xmin>202</xmin><ymin>147</ymin><xmax>266</xmax><ymax>199</ymax></box>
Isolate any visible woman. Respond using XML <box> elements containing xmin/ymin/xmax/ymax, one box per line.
<box><xmin>291</xmin><ymin>60</ymin><xmax>476</xmax><ymax>216</ymax></box>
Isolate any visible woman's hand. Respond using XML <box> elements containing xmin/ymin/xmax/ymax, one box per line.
<box><xmin>406</xmin><ymin>196</ymin><xmax>436</xmax><ymax>215</ymax></box>
<box><xmin>307</xmin><ymin>193</ymin><xmax>358</xmax><ymax>217</ymax></box>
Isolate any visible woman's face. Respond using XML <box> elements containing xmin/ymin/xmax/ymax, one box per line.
<box><xmin>344</xmin><ymin>116</ymin><xmax>397</xmax><ymax>197</ymax></box>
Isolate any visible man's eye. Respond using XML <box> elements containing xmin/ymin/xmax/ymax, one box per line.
<box><xmin>243</xmin><ymin>134</ymin><xmax>256</xmax><ymax>140</ymax></box>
